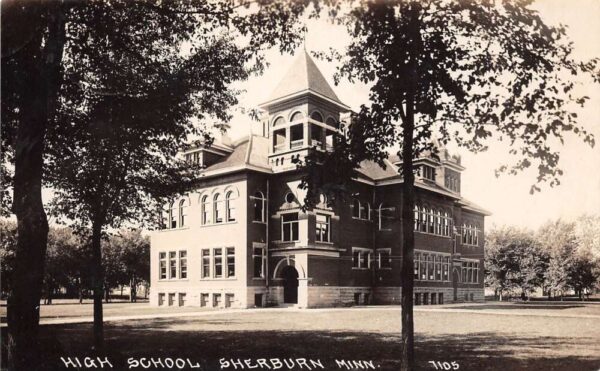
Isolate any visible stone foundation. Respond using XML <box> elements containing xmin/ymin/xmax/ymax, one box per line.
<box><xmin>307</xmin><ymin>286</ymin><xmax>372</xmax><ymax>308</ymax></box>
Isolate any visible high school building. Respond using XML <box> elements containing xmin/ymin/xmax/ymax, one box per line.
<box><xmin>150</xmin><ymin>51</ymin><xmax>489</xmax><ymax>308</ymax></box>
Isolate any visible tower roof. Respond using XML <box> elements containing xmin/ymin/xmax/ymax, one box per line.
<box><xmin>259</xmin><ymin>50</ymin><xmax>349</xmax><ymax>109</ymax></box>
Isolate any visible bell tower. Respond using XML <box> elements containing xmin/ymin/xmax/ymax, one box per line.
<box><xmin>258</xmin><ymin>50</ymin><xmax>351</xmax><ymax>172</ymax></box>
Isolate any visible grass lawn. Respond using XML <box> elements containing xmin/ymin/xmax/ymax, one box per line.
<box><xmin>1</xmin><ymin>303</ymin><xmax>599</xmax><ymax>370</ymax></box>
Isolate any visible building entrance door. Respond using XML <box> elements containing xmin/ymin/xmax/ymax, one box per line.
<box><xmin>453</xmin><ymin>268</ymin><xmax>459</xmax><ymax>301</ymax></box>
<box><xmin>282</xmin><ymin>265</ymin><xmax>299</xmax><ymax>304</ymax></box>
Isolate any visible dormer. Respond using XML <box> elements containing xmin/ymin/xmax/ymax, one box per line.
<box><xmin>181</xmin><ymin>141</ymin><xmax>233</xmax><ymax>169</ymax></box>
<box><xmin>258</xmin><ymin>50</ymin><xmax>351</xmax><ymax>172</ymax></box>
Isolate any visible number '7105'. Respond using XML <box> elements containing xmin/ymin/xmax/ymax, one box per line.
<box><xmin>429</xmin><ymin>361</ymin><xmax>459</xmax><ymax>370</ymax></box>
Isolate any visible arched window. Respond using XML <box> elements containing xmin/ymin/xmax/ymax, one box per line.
<box><xmin>201</xmin><ymin>195</ymin><xmax>210</xmax><ymax>225</ymax></box>
<box><xmin>290</xmin><ymin>111</ymin><xmax>304</xmax><ymax>122</ymax></box>
<box><xmin>169</xmin><ymin>202</ymin><xmax>177</xmax><ymax>229</ymax></box>
<box><xmin>273</xmin><ymin>116</ymin><xmax>285</xmax><ymax>126</ymax></box>
<box><xmin>414</xmin><ymin>205</ymin><xmax>420</xmax><ymax>231</ymax></box>
<box><xmin>326</xmin><ymin>117</ymin><xmax>338</xmax><ymax>128</ymax></box>
<box><xmin>213</xmin><ymin>193</ymin><xmax>224</xmax><ymax>223</ymax></box>
<box><xmin>424</xmin><ymin>208</ymin><xmax>432</xmax><ymax>233</ymax></box>
<box><xmin>161</xmin><ymin>205</ymin><xmax>169</xmax><ymax>230</ymax></box>
<box><xmin>253</xmin><ymin>191</ymin><xmax>266</xmax><ymax>222</ymax></box>
<box><xmin>352</xmin><ymin>198</ymin><xmax>360</xmax><ymax>218</ymax></box>
<box><xmin>435</xmin><ymin>210</ymin><xmax>441</xmax><ymax>235</ymax></box>
<box><xmin>310</xmin><ymin>111</ymin><xmax>324</xmax><ymax>122</ymax></box>
<box><xmin>365</xmin><ymin>202</ymin><xmax>371</xmax><ymax>220</ymax></box>
<box><xmin>178</xmin><ymin>199</ymin><xmax>187</xmax><ymax>227</ymax></box>
<box><xmin>442</xmin><ymin>211</ymin><xmax>450</xmax><ymax>236</ymax></box>
<box><xmin>419</xmin><ymin>206</ymin><xmax>427</xmax><ymax>232</ymax></box>
<box><xmin>226</xmin><ymin>191</ymin><xmax>236</xmax><ymax>222</ymax></box>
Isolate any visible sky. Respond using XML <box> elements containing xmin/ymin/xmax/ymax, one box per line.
<box><xmin>223</xmin><ymin>0</ymin><xmax>600</xmax><ymax>231</ymax></box>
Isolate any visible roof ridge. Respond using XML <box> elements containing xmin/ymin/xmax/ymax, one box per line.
<box><xmin>244</xmin><ymin>134</ymin><xmax>253</xmax><ymax>165</ymax></box>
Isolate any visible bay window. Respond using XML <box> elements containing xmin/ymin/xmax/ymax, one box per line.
<box><xmin>282</xmin><ymin>213</ymin><xmax>299</xmax><ymax>241</ymax></box>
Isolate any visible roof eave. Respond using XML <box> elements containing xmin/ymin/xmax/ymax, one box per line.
<box><xmin>258</xmin><ymin>89</ymin><xmax>351</xmax><ymax>111</ymax></box>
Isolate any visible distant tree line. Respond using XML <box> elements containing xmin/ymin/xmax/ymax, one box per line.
<box><xmin>485</xmin><ymin>215</ymin><xmax>600</xmax><ymax>301</ymax></box>
<box><xmin>0</xmin><ymin>219</ymin><xmax>149</xmax><ymax>304</ymax></box>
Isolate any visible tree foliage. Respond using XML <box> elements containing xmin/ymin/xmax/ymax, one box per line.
<box><xmin>2</xmin><ymin>0</ymin><xmax>312</xmax><ymax>362</ymax></box>
<box><xmin>296</xmin><ymin>1</ymin><xmax>598</xmax><ymax>368</ymax></box>
<box><xmin>485</xmin><ymin>226</ymin><xmax>548</xmax><ymax>299</ymax></box>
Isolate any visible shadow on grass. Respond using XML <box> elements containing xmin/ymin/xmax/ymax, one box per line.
<box><xmin>448</xmin><ymin>304</ymin><xmax>585</xmax><ymax>311</ymax></box>
<box><xmin>2</xmin><ymin>318</ymin><xmax>599</xmax><ymax>371</ymax></box>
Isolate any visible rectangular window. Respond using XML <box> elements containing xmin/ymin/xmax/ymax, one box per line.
<box><xmin>420</xmin><ymin>255</ymin><xmax>427</xmax><ymax>280</ymax></box>
<box><xmin>200</xmin><ymin>293</ymin><xmax>209</xmax><ymax>307</ymax></box>
<box><xmin>316</xmin><ymin>214</ymin><xmax>330</xmax><ymax>242</ymax></box>
<box><xmin>253</xmin><ymin>245</ymin><xmax>265</xmax><ymax>278</ymax></box>
<box><xmin>473</xmin><ymin>262</ymin><xmax>479</xmax><ymax>283</ymax></box>
<box><xmin>415</xmin><ymin>251</ymin><xmax>450</xmax><ymax>281</ymax></box>
<box><xmin>427</xmin><ymin>255</ymin><xmax>434</xmax><ymax>280</ymax></box>
<box><xmin>352</xmin><ymin>248</ymin><xmax>372</xmax><ymax>269</ymax></box>
<box><xmin>168</xmin><ymin>293</ymin><xmax>175</xmax><ymax>306</ymax></box>
<box><xmin>214</xmin><ymin>248</ymin><xmax>223</xmax><ymax>278</ymax></box>
<box><xmin>179</xmin><ymin>251</ymin><xmax>187</xmax><ymax>279</ymax></box>
<box><xmin>421</xmin><ymin>165</ymin><xmax>435</xmax><ymax>181</ymax></box>
<box><xmin>158</xmin><ymin>293</ymin><xmax>165</xmax><ymax>306</ymax></box>
<box><xmin>414</xmin><ymin>252</ymin><xmax>420</xmax><ymax>279</ymax></box>
<box><xmin>380</xmin><ymin>206</ymin><xmax>394</xmax><ymax>231</ymax></box>
<box><xmin>169</xmin><ymin>251</ymin><xmax>177</xmax><ymax>279</ymax></box>
<box><xmin>225</xmin><ymin>293</ymin><xmax>235</xmax><ymax>308</ymax></box>
<box><xmin>201</xmin><ymin>249</ymin><xmax>210</xmax><ymax>278</ymax></box>
<box><xmin>253</xmin><ymin>194</ymin><xmax>266</xmax><ymax>222</ymax></box>
<box><xmin>178</xmin><ymin>293</ymin><xmax>186</xmax><ymax>307</ymax></box>
<box><xmin>443</xmin><ymin>257</ymin><xmax>450</xmax><ymax>281</ymax></box>
<box><xmin>213</xmin><ymin>293</ymin><xmax>221</xmax><ymax>308</ymax></box>
<box><xmin>226</xmin><ymin>247</ymin><xmax>235</xmax><ymax>278</ymax></box>
<box><xmin>377</xmin><ymin>249</ymin><xmax>391</xmax><ymax>269</ymax></box>
<box><xmin>282</xmin><ymin>213</ymin><xmax>299</xmax><ymax>242</ymax></box>
<box><xmin>255</xmin><ymin>293</ymin><xmax>263</xmax><ymax>307</ymax></box>
<box><xmin>435</xmin><ymin>255</ymin><xmax>442</xmax><ymax>281</ymax></box>
<box><xmin>159</xmin><ymin>252</ymin><xmax>167</xmax><ymax>280</ymax></box>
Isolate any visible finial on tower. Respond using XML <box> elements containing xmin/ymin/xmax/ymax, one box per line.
<box><xmin>302</xmin><ymin>25</ymin><xmax>307</xmax><ymax>51</ymax></box>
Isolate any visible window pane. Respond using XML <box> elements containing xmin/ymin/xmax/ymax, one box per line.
<box><xmin>353</xmin><ymin>250</ymin><xmax>360</xmax><ymax>268</ymax></box>
<box><xmin>214</xmin><ymin>248</ymin><xmax>222</xmax><ymax>277</ymax></box>
<box><xmin>227</xmin><ymin>247</ymin><xmax>235</xmax><ymax>277</ymax></box>
<box><xmin>202</xmin><ymin>249</ymin><xmax>210</xmax><ymax>278</ymax></box>
<box><xmin>292</xmin><ymin>221</ymin><xmax>299</xmax><ymax>241</ymax></box>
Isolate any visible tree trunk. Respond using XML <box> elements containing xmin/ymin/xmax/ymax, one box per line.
<box><xmin>400</xmin><ymin>113</ymin><xmax>416</xmax><ymax>371</ymax></box>
<box><xmin>90</xmin><ymin>219</ymin><xmax>105</xmax><ymax>349</ymax></box>
<box><xmin>129</xmin><ymin>277</ymin><xmax>137</xmax><ymax>303</ymax></box>
<box><xmin>400</xmin><ymin>4</ymin><xmax>421</xmax><ymax>370</ymax></box>
<box><xmin>5</xmin><ymin>2</ymin><xmax>65</xmax><ymax>369</ymax></box>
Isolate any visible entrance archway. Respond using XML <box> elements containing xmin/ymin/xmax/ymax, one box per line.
<box><xmin>282</xmin><ymin>265</ymin><xmax>299</xmax><ymax>304</ymax></box>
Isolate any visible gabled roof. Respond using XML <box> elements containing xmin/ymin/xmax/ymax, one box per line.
<box><xmin>260</xmin><ymin>50</ymin><xmax>347</xmax><ymax>109</ymax></box>
<box><xmin>196</xmin><ymin>135</ymin><xmax>490</xmax><ymax>216</ymax></box>
<box><xmin>200</xmin><ymin>135</ymin><xmax>271</xmax><ymax>176</ymax></box>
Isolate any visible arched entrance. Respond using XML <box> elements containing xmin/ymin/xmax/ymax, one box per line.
<box><xmin>452</xmin><ymin>268</ymin><xmax>459</xmax><ymax>301</ymax></box>
<box><xmin>282</xmin><ymin>265</ymin><xmax>299</xmax><ymax>304</ymax></box>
